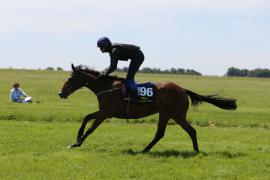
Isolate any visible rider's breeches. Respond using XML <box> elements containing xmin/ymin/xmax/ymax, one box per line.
<box><xmin>126</xmin><ymin>50</ymin><xmax>144</xmax><ymax>80</ymax></box>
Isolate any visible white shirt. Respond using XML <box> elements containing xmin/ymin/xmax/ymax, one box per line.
<box><xmin>10</xmin><ymin>88</ymin><xmax>28</xmax><ymax>102</ymax></box>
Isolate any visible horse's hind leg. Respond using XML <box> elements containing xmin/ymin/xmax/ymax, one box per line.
<box><xmin>173</xmin><ymin>112</ymin><xmax>199</xmax><ymax>152</ymax></box>
<box><xmin>142</xmin><ymin>113</ymin><xmax>170</xmax><ymax>153</ymax></box>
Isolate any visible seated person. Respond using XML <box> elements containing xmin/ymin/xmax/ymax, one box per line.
<box><xmin>10</xmin><ymin>82</ymin><xmax>32</xmax><ymax>103</ymax></box>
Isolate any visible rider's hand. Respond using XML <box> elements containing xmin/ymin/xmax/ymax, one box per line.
<box><xmin>96</xmin><ymin>72</ymin><xmax>106</xmax><ymax>80</ymax></box>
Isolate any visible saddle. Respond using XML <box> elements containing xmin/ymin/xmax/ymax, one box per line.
<box><xmin>123</xmin><ymin>82</ymin><xmax>157</xmax><ymax>103</ymax></box>
<box><xmin>99</xmin><ymin>76</ymin><xmax>157</xmax><ymax>104</ymax></box>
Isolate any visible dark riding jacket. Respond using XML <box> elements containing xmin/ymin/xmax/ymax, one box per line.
<box><xmin>103</xmin><ymin>43</ymin><xmax>144</xmax><ymax>77</ymax></box>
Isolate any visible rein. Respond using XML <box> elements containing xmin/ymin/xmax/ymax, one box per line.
<box><xmin>96</xmin><ymin>88</ymin><xmax>121</xmax><ymax>97</ymax></box>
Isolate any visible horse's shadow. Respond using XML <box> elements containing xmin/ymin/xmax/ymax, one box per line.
<box><xmin>122</xmin><ymin>149</ymin><xmax>199</xmax><ymax>158</ymax></box>
<box><xmin>122</xmin><ymin>149</ymin><xmax>246</xmax><ymax>159</ymax></box>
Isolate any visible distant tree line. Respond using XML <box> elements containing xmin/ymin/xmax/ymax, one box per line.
<box><xmin>116</xmin><ymin>67</ymin><xmax>202</xmax><ymax>76</ymax></box>
<box><xmin>226</xmin><ymin>67</ymin><xmax>270</xmax><ymax>78</ymax></box>
<box><xmin>22</xmin><ymin>66</ymin><xmax>270</xmax><ymax>78</ymax></box>
<box><xmin>44</xmin><ymin>67</ymin><xmax>63</xmax><ymax>71</ymax></box>
<box><xmin>44</xmin><ymin>66</ymin><xmax>202</xmax><ymax>76</ymax></box>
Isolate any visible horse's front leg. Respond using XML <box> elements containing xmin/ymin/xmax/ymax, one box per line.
<box><xmin>68</xmin><ymin>112</ymin><xmax>107</xmax><ymax>149</ymax></box>
<box><xmin>76</xmin><ymin>112</ymin><xmax>99</xmax><ymax>142</ymax></box>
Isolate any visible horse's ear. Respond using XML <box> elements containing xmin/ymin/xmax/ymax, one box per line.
<box><xmin>71</xmin><ymin>63</ymin><xmax>76</xmax><ymax>72</ymax></box>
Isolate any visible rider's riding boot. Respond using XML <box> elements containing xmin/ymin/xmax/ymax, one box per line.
<box><xmin>125</xmin><ymin>79</ymin><xmax>138</xmax><ymax>103</ymax></box>
<box><xmin>130</xmin><ymin>88</ymin><xmax>138</xmax><ymax>104</ymax></box>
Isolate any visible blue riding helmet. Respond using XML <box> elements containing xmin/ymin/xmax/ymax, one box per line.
<box><xmin>97</xmin><ymin>37</ymin><xmax>112</xmax><ymax>48</ymax></box>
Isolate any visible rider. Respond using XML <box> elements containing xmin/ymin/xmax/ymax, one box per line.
<box><xmin>97</xmin><ymin>37</ymin><xmax>144</xmax><ymax>102</ymax></box>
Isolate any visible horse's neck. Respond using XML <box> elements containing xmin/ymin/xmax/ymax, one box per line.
<box><xmin>85</xmin><ymin>84</ymin><xmax>104</xmax><ymax>95</ymax></box>
<box><xmin>85</xmin><ymin>78</ymin><xmax>116</xmax><ymax>95</ymax></box>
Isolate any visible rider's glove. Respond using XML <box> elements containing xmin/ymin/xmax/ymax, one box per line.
<box><xmin>96</xmin><ymin>72</ymin><xmax>106</xmax><ymax>80</ymax></box>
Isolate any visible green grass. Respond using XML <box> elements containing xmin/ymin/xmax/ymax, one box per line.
<box><xmin>0</xmin><ymin>69</ymin><xmax>269</xmax><ymax>128</ymax></box>
<box><xmin>0</xmin><ymin>120</ymin><xmax>269</xmax><ymax>180</ymax></box>
<box><xmin>0</xmin><ymin>69</ymin><xmax>270</xmax><ymax>179</ymax></box>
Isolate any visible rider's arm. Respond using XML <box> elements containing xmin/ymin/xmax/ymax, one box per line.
<box><xmin>104</xmin><ymin>48</ymin><xmax>119</xmax><ymax>75</ymax></box>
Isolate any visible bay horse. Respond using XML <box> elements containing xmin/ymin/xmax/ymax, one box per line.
<box><xmin>59</xmin><ymin>64</ymin><xmax>237</xmax><ymax>152</ymax></box>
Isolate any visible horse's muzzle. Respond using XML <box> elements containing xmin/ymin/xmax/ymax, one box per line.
<box><xmin>58</xmin><ymin>91</ymin><xmax>67</xmax><ymax>99</ymax></box>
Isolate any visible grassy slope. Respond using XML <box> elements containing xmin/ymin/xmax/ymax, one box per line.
<box><xmin>0</xmin><ymin>69</ymin><xmax>270</xmax><ymax>179</ymax></box>
<box><xmin>0</xmin><ymin>69</ymin><xmax>269</xmax><ymax>128</ymax></box>
<box><xmin>0</xmin><ymin>120</ymin><xmax>269</xmax><ymax>180</ymax></box>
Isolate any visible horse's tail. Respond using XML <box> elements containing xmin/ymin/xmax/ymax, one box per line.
<box><xmin>184</xmin><ymin>89</ymin><xmax>237</xmax><ymax>110</ymax></box>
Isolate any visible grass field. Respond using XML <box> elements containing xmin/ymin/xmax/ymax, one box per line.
<box><xmin>0</xmin><ymin>68</ymin><xmax>270</xmax><ymax>179</ymax></box>
<box><xmin>0</xmin><ymin>121</ymin><xmax>269</xmax><ymax>179</ymax></box>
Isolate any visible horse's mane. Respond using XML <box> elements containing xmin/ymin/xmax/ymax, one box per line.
<box><xmin>74</xmin><ymin>64</ymin><xmax>125</xmax><ymax>82</ymax></box>
<box><xmin>73</xmin><ymin>64</ymin><xmax>100</xmax><ymax>77</ymax></box>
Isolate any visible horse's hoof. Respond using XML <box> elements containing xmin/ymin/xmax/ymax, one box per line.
<box><xmin>67</xmin><ymin>144</ymin><xmax>75</xmax><ymax>149</ymax></box>
<box><xmin>67</xmin><ymin>145</ymin><xmax>73</xmax><ymax>149</ymax></box>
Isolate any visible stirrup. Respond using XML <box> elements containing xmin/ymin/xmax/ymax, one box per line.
<box><xmin>123</xmin><ymin>97</ymin><xmax>130</xmax><ymax>101</ymax></box>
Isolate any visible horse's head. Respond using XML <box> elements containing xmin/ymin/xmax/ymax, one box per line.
<box><xmin>59</xmin><ymin>63</ymin><xmax>125</xmax><ymax>98</ymax></box>
<box><xmin>58</xmin><ymin>64</ymin><xmax>96</xmax><ymax>98</ymax></box>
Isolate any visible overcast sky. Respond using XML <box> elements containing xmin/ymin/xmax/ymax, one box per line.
<box><xmin>0</xmin><ymin>0</ymin><xmax>269</xmax><ymax>75</ymax></box>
